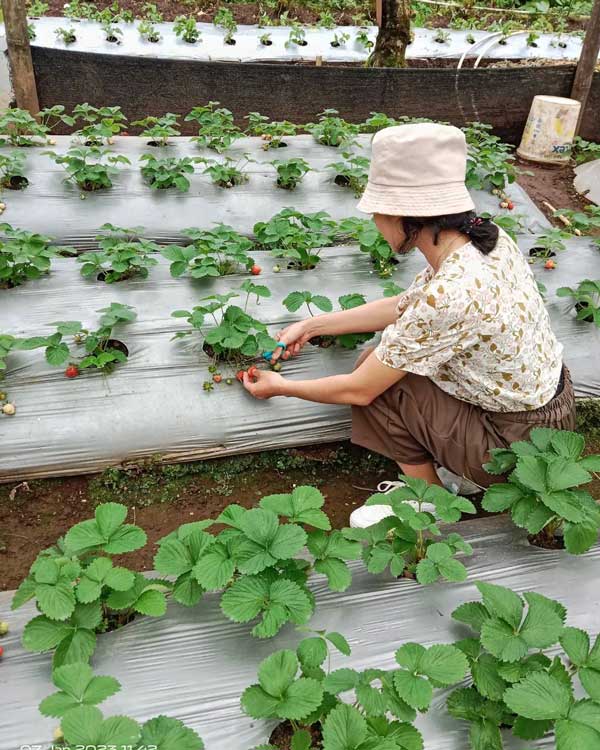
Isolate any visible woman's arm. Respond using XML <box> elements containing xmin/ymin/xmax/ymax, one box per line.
<box><xmin>243</xmin><ymin>350</ymin><xmax>406</xmax><ymax>405</ymax></box>
<box><xmin>305</xmin><ymin>294</ymin><xmax>401</xmax><ymax>337</ymax></box>
<box><xmin>271</xmin><ymin>294</ymin><xmax>402</xmax><ymax>360</ymax></box>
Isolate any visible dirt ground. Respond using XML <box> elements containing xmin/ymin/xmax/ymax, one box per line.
<box><xmin>516</xmin><ymin>159</ymin><xmax>594</xmax><ymax>218</ymax></box>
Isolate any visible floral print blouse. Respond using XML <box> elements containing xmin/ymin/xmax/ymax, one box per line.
<box><xmin>375</xmin><ymin>230</ymin><xmax>563</xmax><ymax>412</ymax></box>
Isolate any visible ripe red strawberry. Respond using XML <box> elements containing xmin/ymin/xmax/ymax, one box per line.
<box><xmin>507</xmin><ymin>201</ymin><xmax>514</xmax><ymax>210</ymax></box>
<box><xmin>545</xmin><ymin>259</ymin><xmax>556</xmax><ymax>270</ymax></box>
<box><xmin>65</xmin><ymin>365</ymin><xmax>79</xmax><ymax>379</ymax></box>
<box><xmin>247</xmin><ymin>365</ymin><xmax>258</xmax><ymax>380</ymax></box>
<box><xmin>0</xmin><ymin>645</ymin><xmax>4</xmax><ymax>657</ymax></box>
<box><xmin>213</xmin><ymin>374</ymin><xmax>222</xmax><ymax>383</ymax></box>
<box><xmin>251</xmin><ymin>265</ymin><xmax>261</xmax><ymax>276</ymax></box>
<box><xmin>236</xmin><ymin>370</ymin><xmax>245</xmax><ymax>382</ymax></box>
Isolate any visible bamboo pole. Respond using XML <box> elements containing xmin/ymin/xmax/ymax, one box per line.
<box><xmin>570</xmin><ymin>0</ymin><xmax>600</xmax><ymax>134</ymax></box>
<box><xmin>1</xmin><ymin>0</ymin><xmax>39</xmax><ymax>113</ymax></box>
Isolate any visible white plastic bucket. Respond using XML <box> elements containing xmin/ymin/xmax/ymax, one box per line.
<box><xmin>517</xmin><ymin>95</ymin><xmax>581</xmax><ymax>165</ymax></box>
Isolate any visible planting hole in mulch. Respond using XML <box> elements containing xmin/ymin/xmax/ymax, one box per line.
<box><xmin>334</xmin><ymin>175</ymin><xmax>350</xmax><ymax>187</ymax></box>
<box><xmin>261</xmin><ymin>39</ymin><xmax>273</xmax><ymax>46</ymax></box>
<box><xmin>103</xmin><ymin>608</ymin><xmax>137</xmax><ymax>633</ymax></box>
<box><xmin>3</xmin><ymin>175</ymin><xmax>29</xmax><ymax>190</ymax></box>
<box><xmin>225</xmin><ymin>38</ymin><xmax>236</xmax><ymax>46</ymax></box>
<box><xmin>105</xmin><ymin>338</ymin><xmax>129</xmax><ymax>357</ymax></box>
<box><xmin>269</xmin><ymin>720</ymin><xmax>323</xmax><ymax>750</ymax></box>
<box><xmin>309</xmin><ymin>335</ymin><xmax>335</xmax><ymax>348</ymax></box>
<box><xmin>527</xmin><ymin>532</ymin><xmax>566</xmax><ymax>550</ymax></box>
<box><xmin>575</xmin><ymin>302</ymin><xmax>594</xmax><ymax>322</ymax></box>
<box><xmin>286</xmin><ymin>261</ymin><xmax>317</xmax><ymax>271</ymax></box>
<box><xmin>529</xmin><ymin>247</ymin><xmax>556</xmax><ymax>258</ymax></box>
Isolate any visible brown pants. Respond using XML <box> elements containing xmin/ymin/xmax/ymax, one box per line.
<box><xmin>351</xmin><ymin>350</ymin><xmax>576</xmax><ymax>488</ymax></box>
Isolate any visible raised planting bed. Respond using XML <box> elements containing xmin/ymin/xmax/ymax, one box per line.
<box><xmin>30</xmin><ymin>49</ymin><xmax>600</xmax><ymax>143</ymax></box>
<box><xmin>27</xmin><ymin>18</ymin><xmax>588</xmax><ymax>64</ymax></box>
<box><xmin>0</xmin><ymin>513</ymin><xmax>598</xmax><ymax>750</ymax></box>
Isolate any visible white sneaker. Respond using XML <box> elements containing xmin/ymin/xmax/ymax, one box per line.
<box><xmin>349</xmin><ymin>480</ymin><xmax>437</xmax><ymax>529</ymax></box>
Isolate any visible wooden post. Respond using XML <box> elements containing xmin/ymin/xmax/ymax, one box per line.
<box><xmin>376</xmin><ymin>0</ymin><xmax>383</xmax><ymax>26</ymax></box>
<box><xmin>570</xmin><ymin>0</ymin><xmax>600</xmax><ymax>133</ymax></box>
<box><xmin>1</xmin><ymin>0</ymin><xmax>40</xmax><ymax>113</ymax></box>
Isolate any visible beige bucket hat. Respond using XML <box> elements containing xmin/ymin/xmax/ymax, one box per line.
<box><xmin>357</xmin><ymin>123</ymin><xmax>475</xmax><ymax>217</ymax></box>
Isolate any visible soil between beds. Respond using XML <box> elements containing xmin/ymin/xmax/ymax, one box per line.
<box><xmin>1</xmin><ymin>438</ymin><xmax>598</xmax><ymax>592</ymax></box>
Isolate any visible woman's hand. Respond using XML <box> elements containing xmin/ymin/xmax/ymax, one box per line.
<box><xmin>270</xmin><ymin>319</ymin><xmax>313</xmax><ymax>362</ymax></box>
<box><xmin>242</xmin><ymin>369</ymin><xmax>285</xmax><ymax>399</ymax></box>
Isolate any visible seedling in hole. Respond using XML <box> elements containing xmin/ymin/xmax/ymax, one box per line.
<box><xmin>529</xmin><ymin>228</ymin><xmax>569</xmax><ymax>260</ymax></box>
<box><xmin>0</xmin><ymin>224</ymin><xmax>74</xmax><ymax>288</ymax></box>
<box><xmin>355</xmin><ymin>27</ymin><xmax>374</xmax><ymax>50</ymax></box>
<box><xmin>259</xmin><ymin>32</ymin><xmax>272</xmax><ymax>46</ymax></box>
<box><xmin>214</xmin><ymin>7</ymin><xmax>237</xmax><ymax>45</ymax></box>
<box><xmin>45</xmin><ymin>146</ymin><xmax>130</xmax><ymax>191</ymax></box>
<box><xmin>557</xmin><ymin>279</ymin><xmax>600</xmax><ymax>326</ymax></box>
<box><xmin>254</xmin><ymin>208</ymin><xmax>338</xmax><ymax>271</ymax></box>
<box><xmin>0</xmin><ymin>108</ymin><xmax>55</xmax><ymax>147</ymax></box>
<box><xmin>138</xmin><ymin>20</ymin><xmax>161</xmax><ymax>43</ymax></box>
<box><xmin>101</xmin><ymin>21</ymin><xmax>123</xmax><ymax>43</ymax></box>
<box><xmin>331</xmin><ymin>31</ymin><xmax>350</xmax><ymax>47</ymax></box>
<box><xmin>55</xmin><ymin>26</ymin><xmax>77</xmax><ymax>44</ymax></box>
<box><xmin>77</xmin><ymin>223</ymin><xmax>160</xmax><ymax>283</ymax></box>
<box><xmin>140</xmin><ymin>153</ymin><xmax>199</xmax><ymax>191</ymax></box>
<box><xmin>0</xmin><ymin>150</ymin><xmax>29</xmax><ymax>190</ymax></box>
<box><xmin>344</xmin><ymin>476</ymin><xmax>476</xmax><ymax>582</ymax></box>
<box><xmin>17</xmin><ymin>303</ymin><xmax>136</xmax><ymax>374</ymax></box>
<box><xmin>171</xmin><ymin>284</ymin><xmax>275</xmax><ymax>371</ymax></box>
<box><xmin>434</xmin><ymin>29</ymin><xmax>451</xmax><ymax>44</ymax></box>
<box><xmin>162</xmin><ymin>224</ymin><xmax>255</xmax><ymax>279</ymax></box>
<box><xmin>272</xmin><ymin>157</ymin><xmax>311</xmax><ymax>190</ymax></box>
<box><xmin>466</xmin><ymin>32</ymin><xmax>476</xmax><ymax>44</ymax></box>
<box><xmin>200</xmin><ymin>155</ymin><xmax>253</xmax><ymax>188</ymax></box>
<box><xmin>339</xmin><ymin>216</ymin><xmax>396</xmax><ymax>277</ymax></box>
<box><xmin>72</xmin><ymin>103</ymin><xmax>128</xmax><ymax>145</ymax></box>
<box><xmin>327</xmin><ymin>152</ymin><xmax>370</xmax><ymax>197</ymax></box>
<box><xmin>131</xmin><ymin>113</ymin><xmax>181</xmax><ymax>146</ymax></box>
<box><xmin>305</xmin><ymin>109</ymin><xmax>360</xmax><ymax>148</ymax></box>
<box><xmin>174</xmin><ymin>15</ymin><xmax>201</xmax><ymax>44</ymax></box>
<box><xmin>285</xmin><ymin>23</ymin><xmax>307</xmax><ymax>48</ymax></box>
<box><xmin>527</xmin><ymin>31</ymin><xmax>540</xmax><ymax>47</ymax></box>
<box><xmin>186</xmin><ymin>102</ymin><xmax>243</xmax><ymax>153</ymax></box>
<box><xmin>245</xmin><ymin>112</ymin><xmax>297</xmax><ymax>149</ymax></box>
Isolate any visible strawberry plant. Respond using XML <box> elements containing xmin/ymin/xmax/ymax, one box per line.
<box><xmin>72</xmin><ymin>103</ymin><xmax>128</xmax><ymax>145</ymax></box>
<box><xmin>154</xmin><ymin>487</ymin><xmax>362</xmax><ymax>637</ymax></box>
<box><xmin>339</xmin><ymin>217</ymin><xmax>396</xmax><ymax>277</ymax></box>
<box><xmin>331</xmin><ymin>30</ymin><xmax>351</xmax><ymax>47</ymax></box>
<box><xmin>174</xmin><ymin>15</ymin><xmax>201</xmax><ymax>43</ymax></box>
<box><xmin>131</xmin><ymin>113</ymin><xmax>181</xmax><ymax>146</ymax></box>
<box><xmin>272</xmin><ymin>157</ymin><xmax>311</xmax><ymax>189</ymax></box>
<box><xmin>201</xmin><ymin>155</ymin><xmax>253</xmax><ymax>188</ymax></box>
<box><xmin>463</xmin><ymin>122</ymin><xmax>517</xmax><ymax>192</ymax></box>
<box><xmin>55</xmin><ymin>26</ymin><xmax>77</xmax><ymax>44</ymax></box>
<box><xmin>381</xmin><ymin>280</ymin><xmax>406</xmax><ymax>297</ymax></box>
<box><xmin>283</xmin><ymin>290</ymin><xmax>333</xmax><ymax>316</ymax></box>
<box><xmin>0</xmin><ymin>334</ymin><xmax>19</xmax><ymax>375</ymax></box>
<box><xmin>305</xmin><ymin>109</ymin><xmax>360</xmax><ymax>148</ymax></box>
<box><xmin>361</xmin><ymin>112</ymin><xmax>399</xmax><ymax>133</ymax></box>
<box><xmin>214</xmin><ymin>6</ymin><xmax>237</xmax><ymax>44</ymax></box>
<box><xmin>243</xmin><ymin>632</ymin><xmax>467</xmax><ymax>749</ymax></box>
<box><xmin>482</xmin><ymin>428</ymin><xmax>600</xmax><ymax>553</ymax></box>
<box><xmin>18</xmin><ymin>303</ymin><xmax>136</xmax><ymax>373</ymax></box>
<box><xmin>172</xmin><ymin>288</ymin><xmax>276</xmax><ymax>367</ymax></box>
<box><xmin>245</xmin><ymin>112</ymin><xmax>297</xmax><ymax>149</ymax></box>
<box><xmin>355</xmin><ymin>27</ymin><xmax>374</xmax><ymax>50</ymax></box>
<box><xmin>0</xmin><ymin>224</ymin><xmax>73</xmax><ymax>288</ymax></box>
<box><xmin>447</xmin><ymin>582</ymin><xmax>600</xmax><ymax>750</ymax></box>
<box><xmin>162</xmin><ymin>224</ymin><xmax>254</xmax><ymax>278</ymax></box>
<box><xmin>343</xmin><ymin>477</ymin><xmax>477</xmax><ymax>584</ymax></box>
<box><xmin>186</xmin><ymin>102</ymin><xmax>243</xmax><ymax>152</ymax></box>
<box><xmin>0</xmin><ymin>150</ymin><xmax>28</xmax><ymax>190</ymax></box>
<box><xmin>285</xmin><ymin>23</ymin><xmax>308</xmax><ymax>48</ymax></box>
<box><xmin>77</xmin><ymin>224</ymin><xmax>160</xmax><ymax>283</ymax></box>
<box><xmin>101</xmin><ymin>21</ymin><xmax>123</xmax><ymax>43</ymax></box>
<box><xmin>45</xmin><ymin>146</ymin><xmax>130</xmax><ymax>191</ymax></box>
<box><xmin>12</xmin><ymin>502</ymin><xmax>169</xmax><ymax>667</ymax></box>
<box><xmin>138</xmin><ymin>19</ymin><xmax>161</xmax><ymax>42</ymax></box>
<box><xmin>571</xmin><ymin>136</ymin><xmax>600</xmax><ymax>165</ymax></box>
<box><xmin>254</xmin><ymin>208</ymin><xmax>338</xmax><ymax>271</ymax></box>
<box><xmin>557</xmin><ymin>279</ymin><xmax>600</xmax><ymax>326</ymax></box>
<box><xmin>0</xmin><ymin>107</ymin><xmax>51</xmax><ymax>146</ymax></box>
<box><xmin>481</xmin><ymin>212</ymin><xmax>524</xmax><ymax>241</ymax></box>
<box><xmin>40</xmin><ymin>662</ymin><xmax>204</xmax><ymax>749</ymax></box>
<box><xmin>327</xmin><ymin>152</ymin><xmax>370</xmax><ymax>196</ymax></box>
<box><xmin>434</xmin><ymin>29</ymin><xmax>451</xmax><ymax>43</ymax></box>
<box><xmin>140</xmin><ymin>153</ymin><xmax>198</xmax><ymax>191</ymax></box>
<box><xmin>529</xmin><ymin>228</ymin><xmax>569</xmax><ymax>260</ymax></box>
